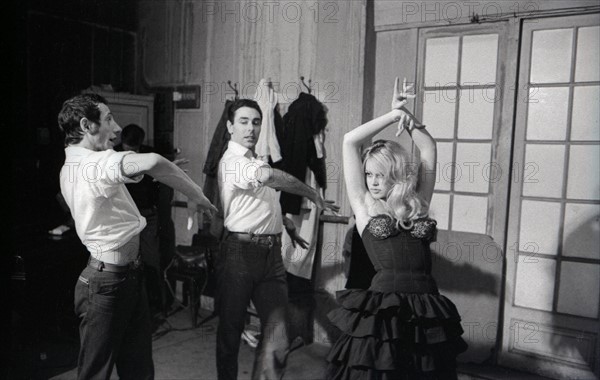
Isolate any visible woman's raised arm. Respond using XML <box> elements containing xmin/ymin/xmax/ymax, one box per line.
<box><xmin>343</xmin><ymin>77</ymin><xmax>415</xmax><ymax>227</ymax></box>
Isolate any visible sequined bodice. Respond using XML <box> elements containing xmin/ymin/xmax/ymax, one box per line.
<box><xmin>361</xmin><ymin>215</ymin><xmax>438</xmax><ymax>293</ymax></box>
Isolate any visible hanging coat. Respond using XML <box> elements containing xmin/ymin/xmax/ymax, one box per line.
<box><xmin>203</xmin><ymin>100</ymin><xmax>233</xmax><ymax>180</ymax></box>
<box><xmin>203</xmin><ymin>100</ymin><xmax>233</xmax><ymax>238</ymax></box>
<box><xmin>279</xmin><ymin>92</ymin><xmax>328</xmax><ymax>215</ymax></box>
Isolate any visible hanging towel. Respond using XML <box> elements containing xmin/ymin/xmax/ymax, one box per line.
<box><xmin>253</xmin><ymin>79</ymin><xmax>282</xmax><ymax>163</ymax></box>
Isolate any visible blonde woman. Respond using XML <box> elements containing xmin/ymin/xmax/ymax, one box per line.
<box><xmin>326</xmin><ymin>78</ymin><xmax>467</xmax><ymax>379</ymax></box>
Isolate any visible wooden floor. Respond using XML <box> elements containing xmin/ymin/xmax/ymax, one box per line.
<box><xmin>10</xmin><ymin>305</ymin><xmax>554</xmax><ymax>380</ymax></box>
<box><xmin>42</xmin><ymin>307</ymin><xmax>328</xmax><ymax>380</ymax></box>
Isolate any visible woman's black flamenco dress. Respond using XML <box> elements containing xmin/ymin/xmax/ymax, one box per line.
<box><xmin>326</xmin><ymin>215</ymin><xmax>468</xmax><ymax>380</ymax></box>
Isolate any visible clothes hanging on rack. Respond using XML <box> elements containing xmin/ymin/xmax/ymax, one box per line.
<box><xmin>203</xmin><ymin>100</ymin><xmax>233</xmax><ymax>179</ymax></box>
<box><xmin>279</xmin><ymin>92</ymin><xmax>328</xmax><ymax>215</ymax></box>
<box><xmin>281</xmin><ymin>169</ymin><xmax>323</xmax><ymax>279</ymax></box>
<box><xmin>253</xmin><ymin>79</ymin><xmax>282</xmax><ymax>163</ymax></box>
<box><xmin>271</xmin><ymin>104</ymin><xmax>285</xmax><ymax>169</ymax></box>
<box><xmin>202</xmin><ymin>100</ymin><xmax>233</xmax><ymax>238</ymax></box>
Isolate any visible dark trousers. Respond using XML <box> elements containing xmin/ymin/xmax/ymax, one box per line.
<box><xmin>74</xmin><ymin>265</ymin><xmax>154</xmax><ymax>379</ymax></box>
<box><xmin>216</xmin><ymin>235</ymin><xmax>289</xmax><ymax>380</ymax></box>
<box><xmin>139</xmin><ymin>213</ymin><xmax>162</xmax><ymax>312</ymax></box>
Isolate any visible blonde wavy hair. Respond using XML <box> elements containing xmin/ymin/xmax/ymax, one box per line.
<box><xmin>362</xmin><ymin>140</ymin><xmax>429</xmax><ymax>228</ymax></box>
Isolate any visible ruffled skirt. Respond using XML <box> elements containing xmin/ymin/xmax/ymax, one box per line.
<box><xmin>326</xmin><ymin>289</ymin><xmax>468</xmax><ymax>380</ymax></box>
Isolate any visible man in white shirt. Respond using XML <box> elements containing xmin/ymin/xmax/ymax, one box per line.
<box><xmin>216</xmin><ymin>99</ymin><xmax>338</xmax><ymax>380</ymax></box>
<box><xmin>58</xmin><ymin>93</ymin><xmax>217</xmax><ymax>380</ymax></box>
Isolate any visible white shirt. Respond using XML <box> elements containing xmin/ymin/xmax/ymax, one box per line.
<box><xmin>219</xmin><ymin>141</ymin><xmax>282</xmax><ymax>234</ymax></box>
<box><xmin>60</xmin><ymin>147</ymin><xmax>147</xmax><ymax>264</ymax></box>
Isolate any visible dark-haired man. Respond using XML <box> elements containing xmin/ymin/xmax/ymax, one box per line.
<box><xmin>58</xmin><ymin>93</ymin><xmax>217</xmax><ymax>379</ymax></box>
<box><xmin>216</xmin><ymin>98</ymin><xmax>338</xmax><ymax>380</ymax></box>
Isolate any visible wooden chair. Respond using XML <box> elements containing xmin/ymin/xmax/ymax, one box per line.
<box><xmin>163</xmin><ymin>232</ymin><xmax>219</xmax><ymax>328</ymax></box>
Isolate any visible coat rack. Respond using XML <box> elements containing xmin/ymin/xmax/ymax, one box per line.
<box><xmin>300</xmin><ymin>76</ymin><xmax>312</xmax><ymax>94</ymax></box>
<box><xmin>227</xmin><ymin>80</ymin><xmax>239</xmax><ymax>100</ymax></box>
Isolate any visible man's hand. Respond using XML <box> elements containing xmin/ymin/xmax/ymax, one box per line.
<box><xmin>283</xmin><ymin>216</ymin><xmax>309</xmax><ymax>249</ymax></box>
<box><xmin>314</xmin><ymin>192</ymin><xmax>340</xmax><ymax>213</ymax></box>
<box><xmin>286</xmin><ymin>228</ymin><xmax>310</xmax><ymax>249</ymax></box>
<box><xmin>173</xmin><ymin>156</ymin><xmax>190</xmax><ymax>177</ymax></box>
<box><xmin>187</xmin><ymin>195</ymin><xmax>219</xmax><ymax>230</ymax></box>
<box><xmin>173</xmin><ymin>158</ymin><xmax>190</xmax><ymax>170</ymax></box>
<box><xmin>195</xmin><ymin>194</ymin><xmax>219</xmax><ymax>217</ymax></box>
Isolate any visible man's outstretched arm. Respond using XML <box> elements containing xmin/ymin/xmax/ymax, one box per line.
<box><xmin>122</xmin><ymin>153</ymin><xmax>218</xmax><ymax>215</ymax></box>
<box><xmin>258</xmin><ymin>167</ymin><xmax>339</xmax><ymax>213</ymax></box>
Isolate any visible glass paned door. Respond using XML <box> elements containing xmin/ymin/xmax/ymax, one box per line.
<box><xmin>500</xmin><ymin>14</ymin><xmax>600</xmax><ymax>380</ymax></box>
<box><xmin>417</xmin><ymin>23</ymin><xmax>512</xmax><ymax>245</ymax></box>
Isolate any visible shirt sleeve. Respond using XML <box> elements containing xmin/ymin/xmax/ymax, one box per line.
<box><xmin>92</xmin><ymin>150</ymin><xmax>144</xmax><ymax>198</ymax></box>
<box><xmin>220</xmin><ymin>155</ymin><xmax>270</xmax><ymax>190</ymax></box>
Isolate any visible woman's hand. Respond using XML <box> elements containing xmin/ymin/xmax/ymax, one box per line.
<box><xmin>391</xmin><ymin>77</ymin><xmax>415</xmax><ymax>111</ymax></box>
<box><xmin>391</xmin><ymin>77</ymin><xmax>420</xmax><ymax>136</ymax></box>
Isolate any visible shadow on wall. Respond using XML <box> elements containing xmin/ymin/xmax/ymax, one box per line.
<box><xmin>309</xmin><ymin>218</ymin><xmax>599</xmax><ymax>378</ymax></box>
<box><xmin>505</xmin><ymin>213</ymin><xmax>599</xmax><ymax>379</ymax></box>
<box><xmin>313</xmin><ymin>227</ymin><xmax>505</xmax><ymax>365</ymax></box>
<box><xmin>431</xmin><ymin>236</ymin><xmax>499</xmax><ymax>296</ymax></box>
<box><xmin>311</xmin><ymin>263</ymin><xmax>347</xmax><ymax>346</ymax></box>
<box><xmin>430</xmin><ymin>230</ymin><xmax>502</xmax><ymax>364</ymax></box>
<box><xmin>557</xmin><ymin>214</ymin><xmax>600</xmax><ymax>378</ymax></box>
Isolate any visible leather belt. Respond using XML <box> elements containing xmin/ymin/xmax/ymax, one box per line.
<box><xmin>88</xmin><ymin>256</ymin><xmax>142</xmax><ymax>273</ymax></box>
<box><xmin>226</xmin><ymin>231</ymin><xmax>282</xmax><ymax>246</ymax></box>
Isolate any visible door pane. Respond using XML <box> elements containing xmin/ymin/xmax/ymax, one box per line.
<box><xmin>530</xmin><ymin>28</ymin><xmax>573</xmax><ymax>84</ymax></box>
<box><xmin>575</xmin><ymin>26</ymin><xmax>600</xmax><ymax>82</ymax></box>
<box><xmin>522</xmin><ymin>144</ymin><xmax>565</xmax><ymax>198</ymax></box>
<box><xmin>526</xmin><ymin>87</ymin><xmax>569</xmax><ymax>141</ymax></box>
<box><xmin>519</xmin><ymin>200</ymin><xmax>561</xmax><ymax>254</ymax></box>
<box><xmin>451</xmin><ymin>194</ymin><xmax>487</xmax><ymax>234</ymax></box>
<box><xmin>567</xmin><ymin>145</ymin><xmax>600</xmax><ymax>200</ymax></box>
<box><xmin>461</xmin><ymin>34</ymin><xmax>498</xmax><ymax>85</ymax></box>
<box><xmin>557</xmin><ymin>262</ymin><xmax>600</xmax><ymax>318</ymax></box>
<box><xmin>515</xmin><ymin>257</ymin><xmax>556</xmax><ymax>311</ymax></box>
<box><xmin>436</xmin><ymin>142</ymin><xmax>453</xmax><ymax>191</ymax></box>
<box><xmin>563</xmin><ymin>203</ymin><xmax>600</xmax><ymax>260</ymax></box>
<box><xmin>430</xmin><ymin>192</ymin><xmax>450</xmax><ymax>230</ymax></box>
<box><xmin>422</xmin><ymin>90</ymin><xmax>456</xmax><ymax>139</ymax></box>
<box><xmin>454</xmin><ymin>143</ymin><xmax>492</xmax><ymax>193</ymax></box>
<box><xmin>458</xmin><ymin>88</ymin><xmax>495</xmax><ymax>139</ymax></box>
<box><xmin>571</xmin><ymin>86</ymin><xmax>600</xmax><ymax>141</ymax></box>
<box><xmin>425</xmin><ymin>37</ymin><xmax>459</xmax><ymax>86</ymax></box>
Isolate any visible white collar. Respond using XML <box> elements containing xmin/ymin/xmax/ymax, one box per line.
<box><xmin>65</xmin><ymin>146</ymin><xmax>95</xmax><ymax>156</ymax></box>
<box><xmin>227</xmin><ymin>141</ymin><xmax>255</xmax><ymax>159</ymax></box>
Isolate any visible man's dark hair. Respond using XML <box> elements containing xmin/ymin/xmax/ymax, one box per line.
<box><xmin>121</xmin><ymin>124</ymin><xmax>145</xmax><ymax>147</ymax></box>
<box><xmin>58</xmin><ymin>93</ymin><xmax>108</xmax><ymax>146</ymax></box>
<box><xmin>227</xmin><ymin>99</ymin><xmax>262</xmax><ymax>124</ymax></box>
